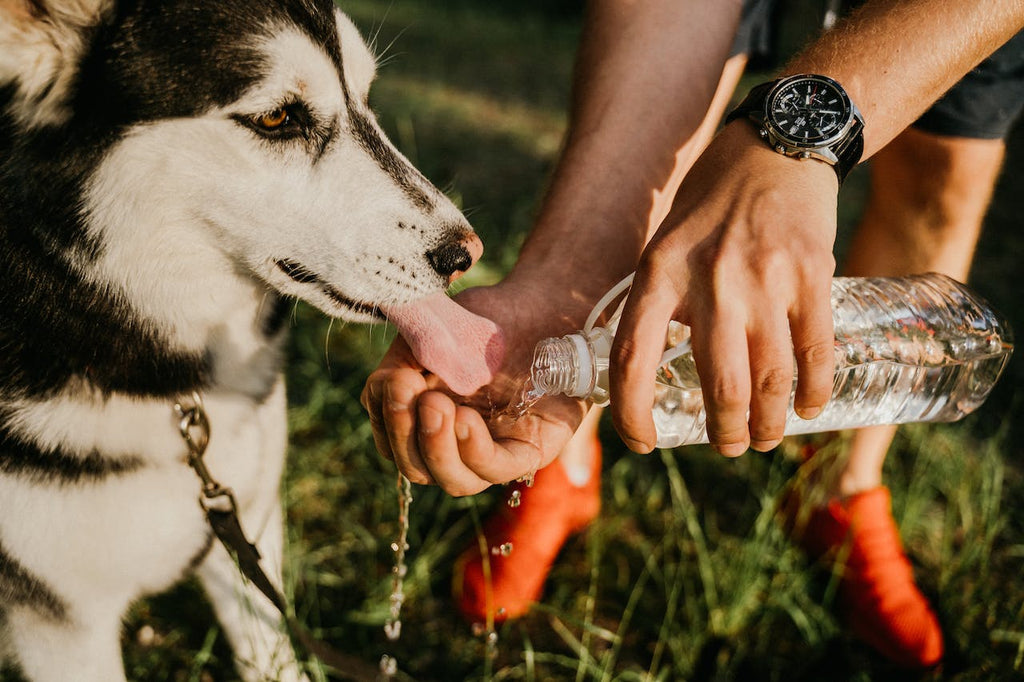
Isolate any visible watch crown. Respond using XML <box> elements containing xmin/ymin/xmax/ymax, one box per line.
<box><xmin>800</xmin><ymin>151</ymin><xmax>812</xmax><ymax>159</ymax></box>
<box><xmin>774</xmin><ymin>144</ymin><xmax>786</xmax><ymax>154</ymax></box>
<box><xmin>759</xmin><ymin>129</ymin><xmax>768</xmax><ymax>139</ymax></box>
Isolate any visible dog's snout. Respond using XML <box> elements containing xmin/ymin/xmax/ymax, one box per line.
<box><xmin>427</xmin><ymin>234</ymin><xmax>480</xmax><ymax>282</ymax></box>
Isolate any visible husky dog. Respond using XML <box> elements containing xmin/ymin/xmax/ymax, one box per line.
<box><xmin>0</xmin><ymin>1</ymin><xmax>481</xmax><ymax>680</ymax></box>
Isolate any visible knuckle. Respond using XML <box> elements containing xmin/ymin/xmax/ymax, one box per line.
<box><xmin>749</xmin><ymin>420</ymin><xmax>785</xmax><ymax>444</ymax></box>
<box><xmin>609</xmin><ymin>334</ymin><xmax>643</xmax><ymax>370</ymax></box>
<box><xmin>419</xmin><ymin>447</ymin><xmax>446</xmax><ymax>469</ymax></box>
<box><xmin>754</xmin><ymin>366</ymin><xmax>792</xmax><ymax>397</ymax></box>
<box><xmin>706</xmin><ymin>374</ymin><xmax>747</xmax><ymax>411</ymax></box>
<box><xmin>795</xmin><ymin>340</ymin><xmax>834</xmax><ymax>370</ymax></box>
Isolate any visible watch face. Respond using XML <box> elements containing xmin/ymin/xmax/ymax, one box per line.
<box><xmin>765</xmin><ymin>75</ymin><xmax>853</xmax><ymax>148</ymax></box>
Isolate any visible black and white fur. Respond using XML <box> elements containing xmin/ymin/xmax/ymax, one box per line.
<box><xmin>0</xmin><ymin>1</ymin><xmax>479</xmax><ymax>680</ymax></box>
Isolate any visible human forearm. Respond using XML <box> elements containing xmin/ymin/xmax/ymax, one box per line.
<box><xmin>509</xmin><ymin>0</ymin><xmax>742</xmax><ymax>310</ymax></box>
<box><xmin>785</xmin><ymin>0</ymin><xmax>1024</xmax><ymax>157</ymax></box>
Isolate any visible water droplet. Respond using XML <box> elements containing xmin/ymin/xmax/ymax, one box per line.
<box><xmin>517</xmin><ymin>470</ymin><xmax>536</xmax><ymax>487</ymax></box>
<box><xmin>379</xmin><ymin>655</ymin><xmax>398</xmax><ymax>677</ymax></box>
<box><xmin>507</xmin><ymin>490</ymin><xmax>521</xmax><ymax>508</ymax></box>
<box><xmin>491</xmin><ymin>542</ymin><xmax>513</xmax><ymax>557</ymax></box>
<box><xmin>486</xmin><ymin>629</ymin><xmax>500</xmax><ymax>658</ymax></box>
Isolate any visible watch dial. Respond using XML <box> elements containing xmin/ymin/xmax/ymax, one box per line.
<box><xmin>767</xmin><ymin>76</ymin><xmax>851</xmax><ymax>146</ymax></box>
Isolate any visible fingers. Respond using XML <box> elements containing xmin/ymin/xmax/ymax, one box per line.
<box><xmin>744</xmin><ymin>310</ymin><xmax>795</xmax><ymax>452</ymax></box>
<box><xmin>790</xmin><ymin>280</ymin><xmax>835</xmax><ymax>419</ymax></box>
<box><xmin>369</xmin><ymin>368</ymin><xmax>437</xmax><ymax>485</ymax></box>
<box><xmin>362</xmin><ymin>368</ymin><xmax>573</xmax><ymax>495</ymax></box>
<box><xmin>415</xmin><ymin>395</ymin><xmax>577</xmax><ymax>495</ymax></box>
<box><xmin>360</xmin><ymin>373</ymin><xmax>394</xmax><ymax>461</ymax></box>
<box><xmin>609</xmin><ymin>278</ymin><xmax>678</xmax><ymax>453</ymax></box>
<box><xmin>413</xmin><ymin>394</ymin><xmax>493</xmax><ymax>495</ymax></box>
<box><xmin>688</xmin><ymin>306</ymin><xmax>752</xmax><ymax>457</ymax></box>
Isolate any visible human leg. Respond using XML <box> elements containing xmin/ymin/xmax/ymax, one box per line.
<box><xmin>839</xmin><ymin>127</ymin><xmax>1005</xmax><ymax>498</ymax></box>
<box><xmin>794</xmin><ymin>127</ymin><xmax>1007</xmax><ymax>668</ymax></box>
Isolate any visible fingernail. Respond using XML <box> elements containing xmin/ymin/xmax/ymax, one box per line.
<box><xmin>455</xmin><ymin>421</ymin><xmax>470</xmax><ymax>441</ymax></box>
<box><xmin>750</xmin><ymin>439</ymin><xmax>782</xmax><ymax>452</ymax></box>
<box><xmin>419</xmin><ymin>404</ymin><xmax>443</xmax><ymax>434</ymax></box>
<box><xmin>386</xmin><ymin>384</ymin><xmax>411</xmax><ymax>411</ymax></box>
<box><xmin>623</xmin><ymin>437</ymin><xmax>653</xmax><ymax>454</ymax></box>
<box><xmin>716</xmin><ymin>442</ymin><xmax>748</xmax><ymax>457</ymax></box>
<box><xmin>795</xmin><ymin>405</ymin><xmax>823</xmax><ymax>420</ymax></box>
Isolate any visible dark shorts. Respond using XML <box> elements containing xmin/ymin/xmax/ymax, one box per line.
<box><xmin>731</xmin><ymin>0</ymin><xmax>1024</xmax><ymax>139</ymax></box>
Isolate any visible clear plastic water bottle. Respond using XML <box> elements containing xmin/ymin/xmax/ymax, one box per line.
<box><xmin>529</xmin><ymin>273</ymin><xmax>1014</xmax><ymax>449</ymax></box>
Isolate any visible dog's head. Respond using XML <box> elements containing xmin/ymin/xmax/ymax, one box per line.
<box><xmin>0</xmin><ymin>0</ymin><xmax>480</xmax><ymax>325</ymax></box>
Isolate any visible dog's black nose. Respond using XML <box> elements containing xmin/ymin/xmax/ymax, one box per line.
<box><xmin>427</xmin><ymin>240</ymin><xmax>474</xmax><ymax>279</ymax></box>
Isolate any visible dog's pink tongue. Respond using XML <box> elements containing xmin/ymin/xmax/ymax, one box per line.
<box><xmin>385</xmin><ymin>293</ymin><xmax>505</xmax><ymax>396</ymax></box>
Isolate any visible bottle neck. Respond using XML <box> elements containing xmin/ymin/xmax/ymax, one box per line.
<box><xmin>531</xmin><ymin>334</ymin><xmax>593</xmax><ymax>398</ymax></box>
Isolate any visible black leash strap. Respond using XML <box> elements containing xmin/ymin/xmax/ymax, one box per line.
<box><xmin>175</xmin><ymin>395</ymin><xmax>387</xmax><ymax>682</ymax></box>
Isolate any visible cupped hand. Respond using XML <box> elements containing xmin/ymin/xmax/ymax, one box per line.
<box><xmin>361</xmin><ymin>279</ymin><xmax>593</xmax><ymax>496</ymax></box>
<box><xmin>609</xmin><ymin>122</ymin><xmax>840</xmax><ymax>456</ymax></box>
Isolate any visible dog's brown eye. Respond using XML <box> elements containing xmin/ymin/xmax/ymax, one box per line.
<box><xmin>254</xmin><ymin>108</ymin><xmax>289</xmax><ymax>130</ymax></box>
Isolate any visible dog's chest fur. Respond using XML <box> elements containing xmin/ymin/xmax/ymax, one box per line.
<box><xmin>0</xmin><ymin>315</ymin><xmax>290</xmax><ymax>616</ymax></box>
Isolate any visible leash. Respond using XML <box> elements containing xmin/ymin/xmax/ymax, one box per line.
<box><xmin>174</xmin><ymin>394</ymin><xmax>391</xmax><ymax>682</ymax></box>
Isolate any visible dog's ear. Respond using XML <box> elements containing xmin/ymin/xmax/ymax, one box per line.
<box><xmin>0</xmin><ymin>0</ymin><xmax>112</xmax><ymax>128</ymax></box>
<box><xmin>334</xmin><ymin>10</ymin><xmax>377</xmax><ymax>104</ymax></box>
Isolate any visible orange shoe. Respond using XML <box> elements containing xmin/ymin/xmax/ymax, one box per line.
<box><xmin>453</xmin><ymin>437</ymin><xmax>602</xmax><ymax>624</ymax></box>
<box><xmin>790</xmin><ymin>487</ymin><xmax>944</xmax><ymax>669</ymax></box>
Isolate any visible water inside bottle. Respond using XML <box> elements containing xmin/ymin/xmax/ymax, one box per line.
<box><xmin>649</xmin><ymin>299</ymin><xmax>1013</xmax><ymax>448</ymax></box>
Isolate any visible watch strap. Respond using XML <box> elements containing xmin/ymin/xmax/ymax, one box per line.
<box><xmin>724</xmin><ymin>80</ymin><xmax>775</xmax><ymax>127</ymax></box>
<box><xmin>830</xmin><ymin>114</ymin><xmax>864</xmax><ymax>185</ymax></box>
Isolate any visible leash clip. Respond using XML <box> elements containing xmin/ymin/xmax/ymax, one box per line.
<box><xmin>174</xmin><ymin>392</ymin><xmax>238</xmax><ymax>515</ymax></box>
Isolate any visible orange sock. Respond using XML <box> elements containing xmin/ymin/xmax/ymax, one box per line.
<box><xmin>790</xmin><ymin>487</ymin><xmax>943</xmax><ymax>669</ymax></box>
<box><xmin>453</xmin><ymin>437</ymin><xmax>601</xmax><ymax>624</ymax></box>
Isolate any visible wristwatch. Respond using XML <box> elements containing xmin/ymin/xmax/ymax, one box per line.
<box><xmin>725</xmin><ymin>74</ymin><xmax>865</xmax><ymax>186</ymax></box>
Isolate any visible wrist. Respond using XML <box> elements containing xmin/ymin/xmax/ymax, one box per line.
<box><xmin>504</xmin><ymin>253</ymin><xmax>636</xmax><ymax>332</ymax></box>
<box><xmin>719</xmin><ymin>117</ymin><xmax>842</xmax><ymax>190</ymax></box>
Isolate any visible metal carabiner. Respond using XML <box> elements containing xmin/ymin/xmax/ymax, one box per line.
<box><xmin>174</xmin><ymin>392</ymin><xmax>238</xmax><ymax>515</ymax></box>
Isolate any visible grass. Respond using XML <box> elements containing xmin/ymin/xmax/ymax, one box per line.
<box><xmin>59</xmin><ymin>1</ymin><xmax>1024</xmax><ymax>680</ymax></box>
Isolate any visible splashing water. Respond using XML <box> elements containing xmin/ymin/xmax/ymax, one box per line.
<box><xmin>379</xmin><ymin>473</ymin><xmax>413</xmax><ymax>679</ymax></box>
<box><xmin>385</xmin><ymin>473</ymin><xmax>412</xmax><ymax>641</ymax></box>
<box><xmin>490</xmin><ymin>377</ymin><xmax>545</xmax><ymax>427</ymax></box>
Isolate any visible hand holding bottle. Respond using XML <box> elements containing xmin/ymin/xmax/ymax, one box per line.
<box><xmin>533</xmin><ymin>273</ymin><xmax>1014</xmax><ymax>448</ymax></box>
<box><xmin>608</xmin><ymin>122</ymin><xmax>841</xmax><ymax>456</ymax></box>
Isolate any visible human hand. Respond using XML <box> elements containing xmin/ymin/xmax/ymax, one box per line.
<box><xmin>609</xmin><ymin>122</ymin><xmax>840</xmax><ymax>456</ymax></box>
<box><xmin>361</xmin><ymin>279</ymin><xmax>593</xmax><ymax>496</ymax></box>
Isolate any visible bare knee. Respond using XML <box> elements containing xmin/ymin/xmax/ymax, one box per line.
<box><xmin>848</xmin><ymin>128</ymin><xmax>1005</xmax><ymax>277</ymax></box>
<box><xmin>871</xmin><ymin>127</ymin><xmax>1005</xmax><ymax>234</ymax></box>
